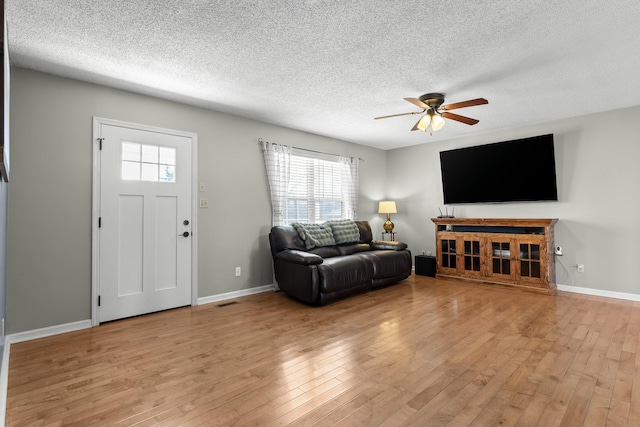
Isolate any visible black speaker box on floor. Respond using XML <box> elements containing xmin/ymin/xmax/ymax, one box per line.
<box><xmin>415</xmin><ymin>255</ymin><xmax>436</xmax><ymax>277</ymax></box>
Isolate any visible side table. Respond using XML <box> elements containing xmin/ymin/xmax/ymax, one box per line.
<box><xmin>381</xmin><ymin>231</ymin><xmax>396</xmax><ymax>241</ymax></box>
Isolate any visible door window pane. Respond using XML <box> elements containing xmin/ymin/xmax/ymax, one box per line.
<box><xmin>531</xmin><ymin>245</ymin><xmax>540</xmax><ymax>260</ymax></box>
<box><xmin>122</xmin><ymin>142</ymin><xmax>176</xmax><ymax>183</ymax></box>
<box><xmin>122</xmin><ymin>142</ymin><xmax>141</xmax><ymax>161</ymax></box>
<box><xmin>502</xmin><ymin>259</ymin><xmax>510</xmax><ymax>274</ymax></box>
<box><xmin>492</xmin><ymin>242</ymin><xmax>499</xmax><ymax>255</ymax></box>
<box><xmin>142</xmin><ymin>145</ymin><xmax>159</xmax><ymax>163</ymax></box>
<box><xmin>122</xmin><ymin>161</ymin><xmax>140</xmax><ymax>180</ymax></box>
<box><xmin>159</xmin><ymin>147</ymin><xmax>176</xmax><ymax>165</ymax></box>
<box><xmin>531</xmin><ymin>262</ymin><xmax>541</xmax><ymax>278</ymax></box>
<box><xmin>160</xmin><ymin>165</ymin><xmax>176</xmax><ymax>182</ymax></box>
<box><xmin>521</xmin><ymin>261</ymin><xmax>529</xmax><ymax>276</ymax></box>
<box><xmin>141</xmin><ymin>163</ymin><xmax>159</xmax><ymax>182</ymax></box>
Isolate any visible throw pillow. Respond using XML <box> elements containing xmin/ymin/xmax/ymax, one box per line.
<box><xmin>293</xmin><ymin>223</ymin><xmax>336</xmax><ymax>249</ymax></box>
<box><xmin>326</xmin><ymin>219</ymin><xmax>360</xmax><ymax>244</ymax></box>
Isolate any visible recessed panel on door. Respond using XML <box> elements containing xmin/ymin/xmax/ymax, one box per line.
<box><xmin>118</xmin><ymin>195</ymin><xmax>144</xmax><ymax>296</ymax></box>
<box><xmin>156</xmin><ymin>196</ymin><xmax>178</xmax><ymax>291</ymax></box>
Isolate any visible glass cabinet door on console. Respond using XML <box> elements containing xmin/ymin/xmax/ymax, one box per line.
<box><xmin>436</xmin><ymin>234</ymin><xmax>483</xmax><ymax>277</ymax></box>
<box><xmin>438</xmin><ymin>236</ymin><xmax>458</xmax><ymax>274</ymax></box>
<box><xmin>486</xmin><ymin>237</ymin><xmax>515</xmax><ymax>281</ymax></box>
<box><xmin>516</xmin><ymin>236</ymin><xmax>547</xmax><ymax>287</ymax></box>
<box><xmin>462</xmin><ymin>237</ymin><xmax>483</xmax><ymax>278</ymax></box>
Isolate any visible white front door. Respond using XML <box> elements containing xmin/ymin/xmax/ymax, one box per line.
<box><xmin>95</xmin><ymin>120</ymin><xmax>195</xmax><ymax>323</ymax></box>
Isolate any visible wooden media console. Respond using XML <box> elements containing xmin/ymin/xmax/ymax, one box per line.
<box><xmin>431</xmin><ymin>218</ymin><xmax>558</xmax><ymax>294</ymax></box>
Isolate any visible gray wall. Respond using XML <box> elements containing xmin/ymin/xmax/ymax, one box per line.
<box><xmin>9</xmin><ymin>66</ymin><xmax>640</xmax><ymax>335</ymax></box>
<box><xmin>7</xmin><ymin>67</ymin><xmax>388</xmax><ymax>334</ymax></box>
<box><xmin>0</xmin><ymin>179</ymin><xmax>7</xmax><ymax>345</ymax></box>
<box><xmin>387</xmin><ymin>105</ymin><xmax>640</xmax><ymax>294</ymax></box>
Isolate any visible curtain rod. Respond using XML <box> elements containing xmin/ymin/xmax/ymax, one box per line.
<box><xmin>258</xmin><ymin>138</ymin><xmax>364</xmax><ymax>162</ymax></box>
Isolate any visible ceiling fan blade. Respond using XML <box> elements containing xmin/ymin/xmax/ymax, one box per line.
<box><xmin>442</xmin><ymin>112</ymin><xmax>479</xmax><ymax>125</ymax></box>
<box><xmin>404</xmin><ymin>97</ymin><xmax>429</xmax><ymax>109</ymax></box>
<box><xmin>374</xmin><ymin>111</ymin><xmax>422</xmax><ymax>120</ymax></box>
<box><xmin>410</xmin><ymin>117</ymin><xmax>423</xmax><ymax>131</ymax></box>
<box><xmin>442</xmin><ymin>98</ymin><xmax>488</xmax><ymax>110</ymax></box>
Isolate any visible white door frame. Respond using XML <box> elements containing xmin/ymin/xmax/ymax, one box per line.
<box><xmin>91</xmin><ymin>117</ymin><xmax>199</xmax><ymax>326</ymax></box>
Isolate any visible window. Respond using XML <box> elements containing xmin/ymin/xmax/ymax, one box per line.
<box><xmin>261</xmin><ymin>141</ymin><xmax>359</xmax><ymax>226</ymax></box>
<box><xmin>121</xmin><ymin>142</ymin><xmax>176</xmax><ymax>183</ymax></box>
<box><xmin>282</xmin><ymin>150</ymin><xmax>352</xmax><ymax>224</ymax></box>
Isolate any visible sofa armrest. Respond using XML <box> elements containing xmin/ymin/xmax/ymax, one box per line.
<box><xmin>276</xmin><ymin>250</ymin><xmax>324</xmax><ymax>265</ymax></box>
<box><xmin>370</xmin><ymin>240</ymin><xmax>408</xmax><ymax>251</ymax></box>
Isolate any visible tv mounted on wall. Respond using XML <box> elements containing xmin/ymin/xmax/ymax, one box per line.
<box><xmin>439</xmin><ymin>134</ymin><xmax>558</xmax><ymax>204</ymax></box>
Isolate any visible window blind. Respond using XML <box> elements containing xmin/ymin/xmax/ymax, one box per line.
<box><xmin>283</xmin><ymin>149</ymin><xmax>345</xmax><ymax>224</ymax></box>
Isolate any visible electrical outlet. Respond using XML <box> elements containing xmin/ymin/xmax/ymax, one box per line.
<box><xmin>199</xmin><ymin>182</ymin><xmax>206</xmax><ymax>192</ymax></box>
<box><xmin>576</xmin><ymin>264</ymin><xmax>585</xmax><ymax>273</ymax></box>
<box><xmin>555</xmin><ymin>246</ymin><xmax>563</xmax><ymax>255</ymax></box>
<box><xmin>199</xmin><ymin>198</ymin><xmax>209</xmax><ymax>208</ymax></box>
<box><xmin>235</xmin><ymin>267</ymin><xmax>241</xmax><ymax>277</ymax></box>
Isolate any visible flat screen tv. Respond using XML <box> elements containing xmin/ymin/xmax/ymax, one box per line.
<box><xmin>439</xmin><ymin>134</ymin><xmax>558</xmax><ymax>204</ymax></box>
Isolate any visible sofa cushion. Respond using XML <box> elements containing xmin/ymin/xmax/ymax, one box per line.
<box><xmin>293</xmin><ymin>223</ymin><xmax>336</xmax><ymax>249</ymax></box>
<box><xmin>356</xmin><ymin>221</ymin><xmax>373</xmax><ymax>243</ymax></box>
<box><xmin>337</xmin><ymin>243</ymin><xmax>371</xmax><ymax>256</ymax></box>
<box><xmin>326</xmin><ymin>219</ymin><xmax>360</xmax><ymax>244</ymax></box>
<box><xmin>358</xmin><ymin>250</ymin><xmax>412</xmax><ymax>281</ymax></box>
<box><xmin>370</xmin><ymin>240</ymin><xmax>408</xmax><ymax>251</ymax></box>
<box><xmin>317</xmin><ymin>256</ymin><xmax>373</xmax><ymax>293</ymax></box>
<box><xmin>276</xmin><ymin>249</ymin><xmax>323</xmax><ymax>265</ymax></box>
<box><xmin>308</xmin><ymin>246</ymin><xmax>341</xmax><ymax>258</ymax></box>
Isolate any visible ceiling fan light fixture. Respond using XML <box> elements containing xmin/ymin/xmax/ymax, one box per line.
<box><xmin>417</xmin><ymin>114</ymin><xmax>431</xmax><ymax>132</ymax></box>
<box><xmin>376</xmin><ymin>93</ymin><xmax>487</xmax><ymax>133</ymax></box>
<box><xmin>432</xmin><ymin>114</ymin><xmax>445</xmax><ymax>131</ymax></box>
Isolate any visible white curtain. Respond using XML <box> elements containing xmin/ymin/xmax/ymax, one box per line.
<box><xmin>339</xmin><ymin>156</ymin><xmax>359</xmax><ymax>220</ymax></box>
<box><xmin>261</xmin><ymin>140</ymin><xmax>291</xmax><ymax>226</ymax></box>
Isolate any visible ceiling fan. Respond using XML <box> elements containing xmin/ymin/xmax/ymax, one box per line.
<box><xmin>375</xmin><ymin>93</ymin><xmax>488</xmax><ymax>133</ymax></box>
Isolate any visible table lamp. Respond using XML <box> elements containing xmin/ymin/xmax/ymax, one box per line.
<box><xmin>378</xmin><ymin>201</ymin><xmax>397</xmax><ymax>232</ymax></box>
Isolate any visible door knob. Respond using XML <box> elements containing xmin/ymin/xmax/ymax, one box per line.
<box><xmin>180</xmin><ymin>231</ymin><xmax>190</xmax><ymax>237</ymax></box>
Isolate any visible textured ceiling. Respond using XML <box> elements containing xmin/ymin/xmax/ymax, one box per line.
<box><xmin>6</xmin><ymin>1</ymin><xmax>640</xmax><ymax>149</ymax></box>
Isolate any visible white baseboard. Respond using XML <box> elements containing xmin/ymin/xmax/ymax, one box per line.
<box><xmin>557</xmin><ymin>284</ymin><xmax>640</xmax><ymax>302</ymax></box>
<box><xmin>197</xmin><ymin>284</ymin><xmax>275</xmax><ymax>306</ymax></box>
<box><xmin>5</xmin><ymin>319</ymin><xmax>92</xmax><ymax>345</ymax></box>
<box><xmin>0</xmin><ymin>340</ymin><xmax>9</xmax><ymax>427</ymax></box>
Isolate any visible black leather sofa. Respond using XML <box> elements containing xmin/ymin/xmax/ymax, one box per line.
<box><xmin>269</xmin><ymin>220</ymin><xmax>412</xmax><ymax>305</ymax></box>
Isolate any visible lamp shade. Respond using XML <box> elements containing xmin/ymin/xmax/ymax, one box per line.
<box><xmin>378</xmin><ymin>200</ymin><xmax>397</xmax><ymax>214</ymax></box>
<box><xmin>416</xmin><ymin>115</ymin><xmax>431</xmax><ymax>132</ymax></box>
<box><xmin>431</xmin><ymin>114</ymin><xmax>445</xmax><ymax>131</ymax></box>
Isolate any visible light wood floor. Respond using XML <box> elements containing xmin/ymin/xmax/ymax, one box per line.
<box><xmin>6</xmin><ymin>274</ymin><xmax>640</xmax><ymax>426</ymax></box>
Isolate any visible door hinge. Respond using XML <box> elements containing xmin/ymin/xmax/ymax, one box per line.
<box><xmin>97</xmin><ymin>137</ymin><xmax>104</xmax><ymax>150</ymax></box>
<box><xmin>98</xmin><ymin>295</ymin><xmax>101</xmax><ymax>306</ymax></box>
<box><xmin>99</xmin><ymin>217</ymin><xmax>102</xmax><ymax>228</ymax></box>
